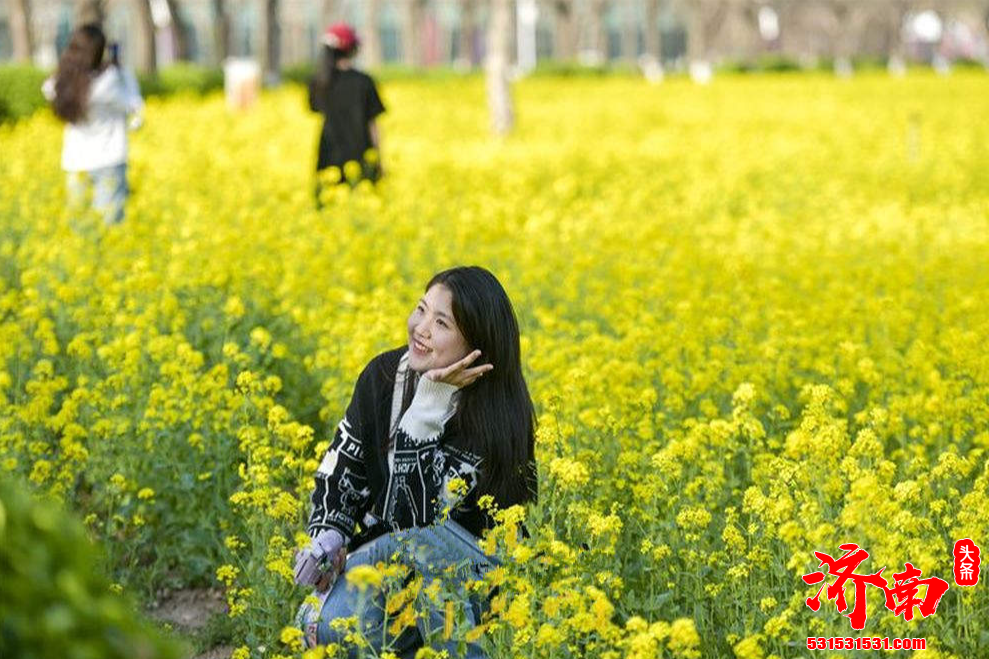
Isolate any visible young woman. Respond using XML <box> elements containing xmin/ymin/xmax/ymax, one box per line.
<box><xmin>42</xmin><ymin>24</ymin><xmax>143</xmax><ymax>226</ymax></box>
<box><xmin>308</xmin><ymin>23</ymin><xmax>386</xmax><ymax>201</ymax></box>
<box><xmin>294</xmin><ymin>266</ymin><xmax>538</xmax><ymax>656</ymax></box>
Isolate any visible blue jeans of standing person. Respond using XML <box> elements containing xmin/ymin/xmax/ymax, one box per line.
<box><xmin>298</xmin><ymin>518</ymin><xmax>498</xmax><ymax>658</ymax></box>
<box><xmin>67</xmin><ymin>164</ymin><xmax>128</xmax><ymax>225</ymax></box>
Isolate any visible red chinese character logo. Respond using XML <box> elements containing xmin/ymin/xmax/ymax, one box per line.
<box><xmin>802</xmin><ymin>543</ymin><xmax>888</xmax><ymax>630</ymax></box>
<box><xmin>953</xmin><ymin>538</ymin><xmax>981</xmax><ymax>587</ymax></box>
<box><xmin>803</xmin><ymin>543</ymin><xmax>951</xmax><ymax>630</ymax></box>
<box><xmin>884</xmin><ymin>562</ymin><xmax>949</xmax><ymax>621</ymax></box>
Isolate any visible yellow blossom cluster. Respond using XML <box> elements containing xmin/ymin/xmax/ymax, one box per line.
<box><xmin>1</xmin><ymin>70</ymin><xmax>987</xmax><ymax>658</ymax></box>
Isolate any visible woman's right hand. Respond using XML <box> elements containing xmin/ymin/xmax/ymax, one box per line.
<box><xmin>313</xmin><ymin>549</ymin><xmax>346</xmax><ymax>592</ymax></box>
<box><xmin>424</xmin><ymin>349</ymin><xmax>492</xmax><ymax>389</ymax></box>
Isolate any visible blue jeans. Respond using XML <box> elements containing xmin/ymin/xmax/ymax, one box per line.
<box><xmin>67</xmin><ymin>164</ymin><xmax>128</xmax><ymax>225</ymax></box>
<box><xmin>299</xmin><ymin>519</ymin><xmax>497</xmax><ymax>658</ymax></box>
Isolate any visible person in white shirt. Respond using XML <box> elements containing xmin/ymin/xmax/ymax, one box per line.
<box><xmin>42</xmin><ymin>24</ymin><xmax>143</xmax><ymax>226</ymax></box>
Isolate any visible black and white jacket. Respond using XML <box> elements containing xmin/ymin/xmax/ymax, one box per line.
<box><xmin>307</xmin><ymin>347</ymin><xmax>489</xmax><ymax>548</ymax></box>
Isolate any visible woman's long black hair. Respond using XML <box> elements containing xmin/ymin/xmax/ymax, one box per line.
<box><xmin>309</xmin><ymin>43</ymin><xmax>357</xmax><ymax>114</ymax></box>
<box><xmin>402</xmin><ymin>266</ymin><xmax>538</xmax><ymax>511</ymax></box>
<box><xmin>53</xmin><ymin>23</ymin><xmax>106</xmax><ymax>123</ymax></box>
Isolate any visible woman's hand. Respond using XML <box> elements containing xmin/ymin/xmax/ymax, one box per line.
<box><xmin>314</xmin><ymin>549</ymin><xmax>346</xmax><ymax>592</ymax></box>
<box><xmin>294</xmin><ymin>529</ymin><xmax>347</xmax><ymax>592</ymax></box>
<box><xmin>424</xmin><ymin>349</ymin><xmax>493</xmax><ymax>388</ymax></box>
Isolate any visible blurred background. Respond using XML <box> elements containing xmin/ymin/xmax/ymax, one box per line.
<box><xmin>2</xmin><ymin>1</ymin><xmax>988</xmax><ymax>79</ymax></box>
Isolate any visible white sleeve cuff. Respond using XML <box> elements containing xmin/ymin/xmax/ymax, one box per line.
<box><xmin>397</xmin><ymin>377</ymin><xmax>458</xmax><ymax>442</ymax></box>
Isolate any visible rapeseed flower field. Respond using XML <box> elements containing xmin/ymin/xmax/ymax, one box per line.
<box><xmin>2</xmin><ymin>71</ymin><xmax>988</xmax><ymax>659</ymax></box>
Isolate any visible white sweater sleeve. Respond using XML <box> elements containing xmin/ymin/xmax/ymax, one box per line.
<box><xmin>119</xmin><ymin>68</ymin><xmax>144</xmax><ymax>114</ymax></box>
<box><xmin>395</xmin><ymin>377</ymin><xmax>459</xmax><ymax>446</ymax></box>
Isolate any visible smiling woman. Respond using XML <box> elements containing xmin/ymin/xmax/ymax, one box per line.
<box><xmin>407</xmin><ymin>284</ymin><xmax>474</xmax><ymax>377</ymax></box>
<box><xmin>293</xmin><ymin>265</ymin><xmax>538</xmax><ymax>657</ymax></box>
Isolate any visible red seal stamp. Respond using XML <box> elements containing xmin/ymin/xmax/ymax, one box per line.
<box><xmin>952</xmin><ymin>538</ymin><xmax>980</xmax><ymax>587</ymax></box>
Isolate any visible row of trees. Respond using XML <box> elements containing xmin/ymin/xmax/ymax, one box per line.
<box><xmin>6</xmin><ymin>1</ymin><xmax>989</xmax><ymax>75</ymax></box>
<box><xmin>2</xmin><ymin>0</ymin><xmax>510</xmax><ymax>134</ymax></box>
<box><xmin>7</xmin><ymin>0</ymin><xmax>231</xmax><ymax>73</ymax></box>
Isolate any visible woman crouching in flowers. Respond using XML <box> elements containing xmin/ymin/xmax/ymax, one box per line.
<box><xmin>294</xmin><ymin>265</ymin><xmax>538</xmax><ymax>657</ymax></box>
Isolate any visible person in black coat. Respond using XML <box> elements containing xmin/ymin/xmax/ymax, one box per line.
<box><xmin>308</xmin><ymin>23</ymin><xmax>386</xmax><ymax>204</ymax></box>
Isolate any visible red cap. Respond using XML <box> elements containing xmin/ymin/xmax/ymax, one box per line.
<box><xmin>322</xmin><ymin>23</ymin><xmax>359</xmax><ymax>52</ymax></box>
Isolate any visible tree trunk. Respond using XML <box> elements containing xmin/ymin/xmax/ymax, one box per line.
<box><xmin>686</xmin><ymin>1</ymin><xmax>705</xmax><ymax>62</ymax></box>
<box><xmin>260</xmin><ymin>0</ymin><xmax>281</xmax><ymax>81</ymax></box>
<box><xmin>886</xmin><ymin>0</ymin><xmax>910</xmax><ymax>73</ymax></box>
<box><xmin>737</xmin><ymin>2</ymin><xmax>760</xmax><ymax>58</ymax></box>
<box><xmin>76</xmin><ymin>0</ymin><xmax>105</xmax><ymax>24</ymax></box>
<box><xmin>588</xmin><ymin>0</ymin><xmax>608</xmax><ymax>64</ymax></box>
<box><xmin>401</xmin><ymin>0</ymin><xmax>423</xmax><ymax>67</ymax></box>
<box><xmin>10</xmin><ymin>0</ymin><xmax>35</xmax><ymax>62</ymax></box>
<box><xmin>364</xmin><ymin>0</ymin><xmax>383</xmax><ymax>68</ymax></box>
<box><xmin>687</xmin><ymin>1</ymin><xmax>730</xmax><ymax>58</ymax></box>
<box><xmin>553</xmin><ymin>0</ymin><xmax>576</xmax><ymax>61</ymax></box>
<box><xmin>985</xmin><ymin>5</ymin><xmax>989</xmax><ymax>48</ymax></box>
<box><xmin>165</xmin><ymin>0</ymin><xmax>191</xmax><ymax>60</ymax></box>
<box><xmin>320</xmin><ymin>0</ymin><xmax>337</xmax><ymax>27</ymax></box>
<box><xmin>457</xmin><ymin>0</ymin><xmax>475</xmax><ymax>67</ymax></box>
<box><xmin>213</xmin><ymin>0</ymin><xmax>230</xmax><ymax>64</ymax></box>
<box><xmin>134</xmin><ymin>0</ymin><xmax>157</xmax><ymax>74</ymax></box>
<box><xmin>486</xmin><ymin>0</ymin><xmax>513</xmax><ymax>135</ymax></box>
<box><xmin>621</xmin><ymin>1</ymin><xmax>638</xmax><ymax>62</ymax></box>
<box><xmin>774</xmin><ymin>0</ymin><xmax>794</xmax><ymax>57</ymax></box>
<box><xmin>703</xmin><ymin>0</ymin><xmax>729</xmax><ymax>58</ymax></box>
<box><xmin>687</xmin><ymin>0</ymin><xmax>728</xmax><ymax>83</ymax></box>
<box><xmin>643</xmin><ymin>0</ymin><xmax>661</xmax><ymax>62</ymax></box>
<box><xmin>641</xmin><ymin>0</ymin><xmax>663</xmax><ymax>80</ymax></box>
<box><xmin>831</xmin><ymin>0</ymin><xmax>855</xmax><ymax>76</ymax></box>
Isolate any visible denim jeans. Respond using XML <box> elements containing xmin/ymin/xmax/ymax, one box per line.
<box><xmin>67</xmin><ymin>163</ymin><xmax>128</xmax><ymax>225</ymax></box>
<box><xmin>298</xmin><ymin>519</ymin><xmax>497</xmax><ymax>658</ymax></box>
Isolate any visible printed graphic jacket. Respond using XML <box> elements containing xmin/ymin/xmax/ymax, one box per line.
<box><xmin>307</xmin><ymin>347</ymin><xmax>490</xmax><ymax>548</ymax></box>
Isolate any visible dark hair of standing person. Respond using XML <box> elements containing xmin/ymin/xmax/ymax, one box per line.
<box><xmin>310</xmin><ymin>42</ymin><xmax>358</xmax><ymax>114</ymax></box>
<box><xmin>397</xmin><ymin>266</ymin><xmax>538</xmax><ymax>511</ymax></box>
<box><xmin>53</xmin><ymin>24</ymin><xmax>107</xmax><ymax>124</ymax></box>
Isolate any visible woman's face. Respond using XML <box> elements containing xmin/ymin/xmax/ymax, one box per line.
<box><xmin>407</xmin><ymin>283</ymin><xmax>471</xmax><ymax>373</ymax></box>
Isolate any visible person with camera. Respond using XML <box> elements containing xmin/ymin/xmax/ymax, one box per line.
<box><xmin>42</xmin><ymin>24</ymin><xmax>143</xmax><ymax>226</ymax></box>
